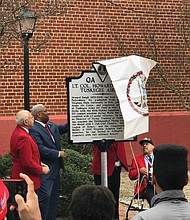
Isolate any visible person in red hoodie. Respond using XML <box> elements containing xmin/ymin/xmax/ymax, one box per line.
<box><xmin>91</xmin><ymin>142</ymin><xmax>128</xmax><ymax>220</ymax></box>
<box><xmin>129</xmin><ymin>137</ymin><xmax>155</xmax><ymax>207</ymax></box>
<box><xmin>0</xmin><ymin>179</ymin><xmax>9</xmax><ymax>220</ymax></box>
<box><xmin>10</xmin><ymin>110</ymin><xmax>50</xmax><ymax>191</ymax></box>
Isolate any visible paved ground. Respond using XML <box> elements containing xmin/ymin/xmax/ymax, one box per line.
<box><xmin>119</xmin><ymin>201</ymin><xmax>142</xmax><ymax>220</ymax></box>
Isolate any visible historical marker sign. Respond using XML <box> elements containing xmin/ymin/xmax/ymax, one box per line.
<box><xmin>67</xmin><ymin>70</ymin><xmax>134</xmax><ymax>143</ymax></box>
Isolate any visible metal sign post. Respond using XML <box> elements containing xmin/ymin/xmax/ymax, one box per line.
<box><xmin>101</xmin><ymin>150</ymin><xmax>108</xmax><ymax>186</ymax></box>
<box><xmin>94</xmin><ymin>139</ymin><xmax>114</xmax><ymax>187</ymax></box>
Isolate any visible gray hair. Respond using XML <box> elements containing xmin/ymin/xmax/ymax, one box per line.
<box><xmin>16</xmin><ymin>110</ymin><xmax>30</xmax><ymax>126</ymax></box>
<box><xmin>31</xmin><ymin>104</ymin><xmax>44</xmax><ymax>118</ymax></box>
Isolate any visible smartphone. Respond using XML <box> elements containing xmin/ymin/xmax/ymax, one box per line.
<box><xmin>2</xmin><ymin>179</ymin><xmax>27</xmax><ymax>205</ymax></box>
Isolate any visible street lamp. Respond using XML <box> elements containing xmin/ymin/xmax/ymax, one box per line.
<box><xmin>17</xmin><ymin>7</ymin><xmax>36</xmax><ymax>110</ymax></box>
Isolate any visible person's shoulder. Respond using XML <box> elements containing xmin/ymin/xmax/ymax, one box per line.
<box><xmin>30</xmin><ymin>121</ymin><xmax>42</xmax><ymax>132</ymax></box>
<box><xmin>47</xmin><ymin>121</ymin><xmax>58</xmax><ymax>128</ymax></box>
<box><xmin>130</xmin><ymin>155</ymin><xmax>144</xmax><ymax>164</ymax></box>
<box><xmin>135</xmin><ymin>154</ymin><xmax>144</xmax><ymax>160</ymax></box>
<box><xmin>11</xmin><ymin>128</ymin><xmax>29</xmax><ymax>142</ymax></box>
<box><xmin>13</xmin><ymin>125</ymin><xmax>23</xmax><ymax>131</ymax></box>
<box><xmin>13</xmin><ymin>126</ymin><xmax>27</xmax><ymax>135</ymax></box>
<box><xmin>31</xmin><ymin>121</ymin><xmax>38</xmax><ymax>126</ymax></box>
<box><xmin>30</xmin><ymin>123</ymin><xmax>37</xmax><ymax>131</ymax></box>
<box><xmin>131</xmin><ymin>207</ymin><xmax>156</xmax><ymax>220</ymax></box>
<box><xmin>47</xmin><ymin>121</ymin><xmax>55</xmax><ymax>126</ymax></box>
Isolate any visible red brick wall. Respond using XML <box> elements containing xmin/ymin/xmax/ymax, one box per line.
<box><xmin>0</xmin><ymin>0</ymin><xmax>189</xmax><ymax>115</ymax></box>
<box><xmin>1</xmin><ymin>112</ymin><xmax>190</xmax><ymax>161</ymax></box>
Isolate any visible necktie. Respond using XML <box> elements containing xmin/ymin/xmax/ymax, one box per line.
<box><xmin>45</xmin><ymin>125</ymin><xmax>55</xmax><ymax>143</ymax></box>
<box><xmin>147</xmin><ymin>155</ymin><xmax>153</xmax><ymax>182</ymax></box>
<box><xmin>148</xmin><ymin>155</ymin><xmax>152</xmax><ymax>164</ymax></box>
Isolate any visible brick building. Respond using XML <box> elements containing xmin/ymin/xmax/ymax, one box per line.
<box><xmin>0</xmin><ymin>0</ymin><xmax>190</xmax><ymax>160</ymax></box>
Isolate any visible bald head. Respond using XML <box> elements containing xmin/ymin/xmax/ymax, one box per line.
<box><xmin>16</xmin><ymin>110</ymin><xmax>34</xmax><ymax>128</ymax></box>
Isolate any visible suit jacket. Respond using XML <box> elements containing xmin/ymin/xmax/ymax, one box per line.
<box><xmin>30</xmin><ymin>121</ymin><xmax>68</xmax><ymax>180</ymax></box>
<box><xmin>91</xmin><ymin>142</ymin><xmax>128</xmax><ymax>176</ymax></box>
<box><xmin>10</xmin><ymin>126</ymin><xmax>42</xmax><ymax>190</ymax></box>
<box><xmin>128</xmin><ymin>154</ymin><xmax>149</xmax><ymax>196</ymax></box>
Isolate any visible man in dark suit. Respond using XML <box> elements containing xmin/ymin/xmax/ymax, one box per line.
<box><xmin>129</xmin><ymin>137</ymin><xmax>155</xmax><ymax>206</ymax></box>
<box><xmin>91</xmin><ymin>142</ymin><xmax>128</xmax><ymax>220</ymax></box>
<box><xmin>30</xmin><ymin>104</ymin><xmax>69</xmax><ymax>220</ymax></box>
<box><xmin>10</xmin><ymin>110</ymin><xmax>50</xmax><ymax>191</ymax></box>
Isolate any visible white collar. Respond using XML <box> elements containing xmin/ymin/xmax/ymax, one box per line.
<box><xmin>35</xmin><ymin>120</ymin><xmax>46</xmax><ymax>127</ymax></box>
<box><xmin>21</xmin><ymin>126</ymin><xmax>29</xmax><ymax>133</ymax></box>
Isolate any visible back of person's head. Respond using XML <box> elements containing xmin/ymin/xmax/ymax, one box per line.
<box><xmin>69</xmin><ymin>184</ymin><xmax>115</xmax><ymax>220</ymax></box>
<box><xmin>153</xmin><ymin>144</ymin><xmax>188</xmax><ymax>191</ymax></box>
<box><xmin>16</xmin><ymin>110</ymin><xmax>30</xmax><ymax>126</ymax></box>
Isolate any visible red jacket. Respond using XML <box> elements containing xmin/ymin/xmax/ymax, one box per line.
<box><xmin>129</xmin><ymin>154</ymin><xmax>148</xmax><ymax>196</ymax></box>
<box><xmin>91</xmin><ymin>142</ymin><xmax>128</xmax><ymax>176</ymax></box>
<box><xmin>10</xmin><ymin>126</ymin><xmax>42</xmax><ymax>190</ymax></box>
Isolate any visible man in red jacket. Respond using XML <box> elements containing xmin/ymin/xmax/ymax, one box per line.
<box><xmin>10</xmin><ymin>110</ymin><xmax>50</xmax><ymax>191</ymax></box>
<box><xmin>91</xmin><ymin>142</ymin><xmax>128</xmax><ymax>220</ymax></box>
<box><xmin>129</xmin><ymin>137</ymin><xmax>155</xmax><ymax>206</ymax></box>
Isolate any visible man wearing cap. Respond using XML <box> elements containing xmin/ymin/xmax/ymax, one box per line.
<box><xmin>129</xmin><ymin>137</ymin><xmax>155</xmax><ymax>206</ymax></box>
<box><xmin>131</xmin><ymin>144</ymin><xmax>190</xmax><ymax>219</ymax></box>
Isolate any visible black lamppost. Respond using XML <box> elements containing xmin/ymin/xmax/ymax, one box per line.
<box><xmin>17</xmin><ymin>7</ymin><xmax>36</xmax><ymax>110</ymax></box>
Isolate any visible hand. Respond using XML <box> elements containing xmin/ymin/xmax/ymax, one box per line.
<box><xmin>140</xmin><ymin>167</ymin><xmax>148</xmax><ymax>176</ymax></box>
<box><xmin>41</xmin><ymin>163</ymin><xmax>50</xmax><ymax>175</ymax></box>
<box><xmin>10</xmin><ymin>173</ymin><xmax>42</xmax><ymax>220</ymax></box>
<box><xmin>60</xmin><ymin>150</ymin><xmax>67</xmax><ymax>159</ymax></box>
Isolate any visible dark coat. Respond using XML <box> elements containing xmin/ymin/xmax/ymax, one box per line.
<box><xmin>30</xmin><ymin>121</ymin><xmax>68</xmax><ymax>179</ymax></box>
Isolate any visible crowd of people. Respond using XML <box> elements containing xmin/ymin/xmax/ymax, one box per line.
<box><xmin>0</xmin><ymin>105</ymin><xmax>190</xmax><ymax>220</ymax></box>
<box><xmin>8</xmin><ymin>104</ymin><xmax>68</xmax><ymax>220</ymax></box>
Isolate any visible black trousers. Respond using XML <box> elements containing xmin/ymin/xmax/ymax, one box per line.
<box><xmin>141</xmin><ymin>183</ymin><xmax>155</xmax><ymax>207</ymax></box>
<box><xmin>94</xmin><ymin>166</ymin><xmax>121</xmax><ymax>220</ymax></box>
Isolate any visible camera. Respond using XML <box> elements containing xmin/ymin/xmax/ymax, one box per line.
<box><xmin>2</xmin><ymin>179</ymin><xmax>27</xmax><ymax>205</ymax></box>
